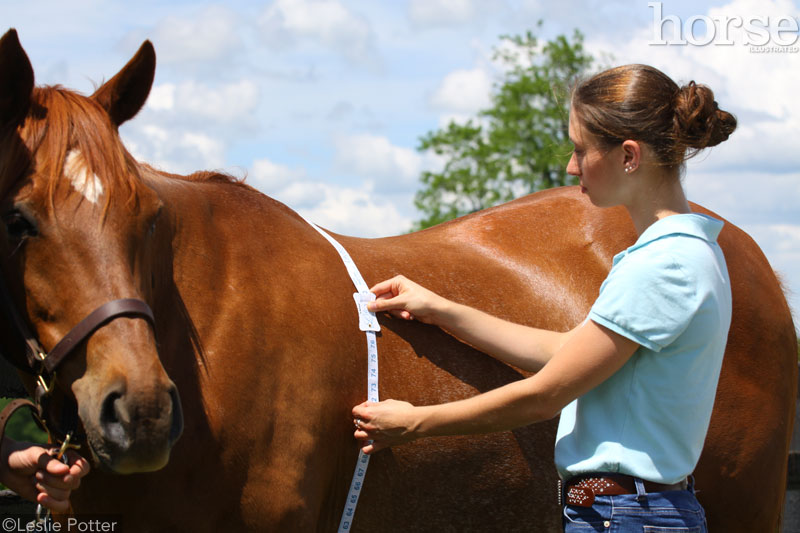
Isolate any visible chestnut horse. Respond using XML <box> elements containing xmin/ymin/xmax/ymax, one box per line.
<box><xmin>0</xmin><ymin>30</ymin><xmax>796</xmax><ymax>532</ymax></box>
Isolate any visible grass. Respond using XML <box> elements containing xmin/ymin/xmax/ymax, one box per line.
<box><xmin>0</xmin><ymin>396</ymin><xmax>49</xmax><ymax>491</ymax></box>
<box><xmin>0</xmin><ymin>397</ymin><xmax>48</xmax><ymax>443</ymax></box>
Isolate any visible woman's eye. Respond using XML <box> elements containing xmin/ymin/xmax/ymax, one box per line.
<box><xmin>3</xmin><ymin>210</ymin><xmax>38</xmax><ymax>241</ymax></box>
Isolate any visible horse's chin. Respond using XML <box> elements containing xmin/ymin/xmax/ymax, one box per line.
<box><xmin>87</xmin><ymin>434</ymin><xmax>172</xmax><ymax>474</ymax></box>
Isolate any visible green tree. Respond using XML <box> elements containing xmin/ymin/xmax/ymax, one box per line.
<box><xmin>414</xmin><ymin>29</ymin><xmax>593</xmax><ymax>230</ymax></box>
<box><xmin>0</xmin><ymin>397</ymin><xmax>48</xmax><ymax>491</ymax></box>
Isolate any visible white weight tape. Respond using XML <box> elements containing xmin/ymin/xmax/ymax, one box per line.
<box><xmin>300</xmin><ymin>217</ymin><xmax>379</xmax><ymax>532</ymax></box>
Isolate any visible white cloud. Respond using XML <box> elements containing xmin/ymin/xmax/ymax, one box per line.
<box><xmin>121</xmin><ymin>124</ymin><xmax>225</xmax><ymax>174</ymax></box>
<box><xmin>119</xmin><ymin>77</ymin><xmax>263</xmax><ymax>176</ymax></box>
<box><xmin>257</xmin><ymin>0</ymin><xmax>377</xmax><ymax>66</ymax></box>
<box><xmin>245</xmin><ymin>156</ymin><xmax>412</xmax><ymax>237</ymax></box>
<box><xmin>408</xmin><ymin>0</ymin><xmax>497</xmax><ymax>28</ymax></box>
<box><xmin>429</xmin><ymin>66</ymin><xmax>493</xmax><ymax>113</ymax></box>
<box><xmin>273</xmin><ymin>181</ymin><xmax>328</xmax><ymax>209</ymax></box>
<box><xmin>249</xmin><ymin>158</ymin><xmax>307</xmax><ymax>193</ymax></box>
<box><xmin>684</xmin><ymin>169</ymin><xmax>800</xmax><ymax>221</ymax></box>
<box><xmin>145</xmin><ymin>80</ymin><xmax>260</xmax><ymax>124</ymax></box>
<box><xmin>147</xmin><ymin>84</ymin><xmax>176</xmax><ymax>111</ymax></box>
<box><xmin>333</xmin><ymin>133</ymin><xmax>422</xmax><ymax>186</ymax></box>
<box><xmin>761</xmin><ymin>224</ymin><xmax>800</xmax><ymax>255</ymax></box>
<box><xmin>145</xmin><ymin>5</ymin><xmax>241</xmax><ymax>65</ymax></box>
<box><xmin>295</xmin><ymin>184</ymin><xmax>412</xmax><ymax>237</ymax></box>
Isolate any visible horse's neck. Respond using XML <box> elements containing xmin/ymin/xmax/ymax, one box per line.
<box><xmin>144</xmin><ymin>167</ymin><xmax>330</xmax><ymax>277</ymax></box>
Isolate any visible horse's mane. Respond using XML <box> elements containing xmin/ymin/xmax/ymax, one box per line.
<box><xmin>137</xmin><ymin>163</ymin><xmax>259</xmax><ymax>198</ymax></box>
<box><xmin>139</xmin><ymin>164</ymin><xmax>245</xmax><ymax>186</ymax></box>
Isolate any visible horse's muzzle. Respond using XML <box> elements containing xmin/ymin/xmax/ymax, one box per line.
<box><xmin>93</xmin><ymin>380</ymin><xmax>183</xmax><ymax>473</ymax></box>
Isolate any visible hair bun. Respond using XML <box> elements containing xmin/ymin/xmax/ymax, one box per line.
<box><xmin>674</xmin><ymin>81</ymin><xmax>737</xmax><ymax>150</ymax></box>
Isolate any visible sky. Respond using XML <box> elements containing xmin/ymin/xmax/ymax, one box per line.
<box><xmin>3</xmin><ymin>0</ymin><xmax>799</xmax><ymax>329</ymax></box>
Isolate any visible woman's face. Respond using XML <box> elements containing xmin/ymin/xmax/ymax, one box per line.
<box><xmin>566</xmin><ymin>112</ymin><xmax>626</xmax><ymax>208</ymax></box>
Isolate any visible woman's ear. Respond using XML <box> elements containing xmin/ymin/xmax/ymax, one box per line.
<box><xmin>621</xmin><ymin>139</ymin><xmax>641</xmax><ymax>173</ymax></box>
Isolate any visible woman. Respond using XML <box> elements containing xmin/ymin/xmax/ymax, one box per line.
<box><xmin>1</xmin><ymin>436</ymin><xmax>89</xmax><ymax>512</ymax></box>
<box><xmin>352</xmin><ymin>64</ymin><xmax>736</xmax><ymax>531</ymax></box>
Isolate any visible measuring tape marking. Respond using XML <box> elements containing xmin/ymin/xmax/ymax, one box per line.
<box><xmin>300</xmin><ymin>217</ymin><xmax>379</xmax><ymax>532</ymax></box>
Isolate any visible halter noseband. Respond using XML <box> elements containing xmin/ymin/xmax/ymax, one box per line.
<box><xmin>0</xmin><ymin>274</ymin><xmax>155</xmax><ymax>444</ymax></box>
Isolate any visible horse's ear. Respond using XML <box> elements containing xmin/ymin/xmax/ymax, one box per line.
<box><xmin>0</xmin><ymin>29</ymin><xmax>34</xmax><ymax>129</ymax></box>
<box><xmin>92</xmin><ymin>40</ymin><xmax>155</xmax><ymax>128</ymax></box>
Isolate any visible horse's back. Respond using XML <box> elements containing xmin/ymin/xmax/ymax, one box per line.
<box><xmin>342</xmin><ymin>186</ymin><xmax>795</xmax><ymax>532</ymax></box>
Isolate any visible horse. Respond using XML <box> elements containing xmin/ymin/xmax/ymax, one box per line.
<box><xmin>0</xmin><ymin>29</ymin><xmax>795</xmax><ymax>532</ymax></box>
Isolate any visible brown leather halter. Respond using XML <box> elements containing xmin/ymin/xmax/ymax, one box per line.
<box><xmin>0</xmin><ymin>274</ymin><xmax>155</xmax><ymax>446</ymax></box>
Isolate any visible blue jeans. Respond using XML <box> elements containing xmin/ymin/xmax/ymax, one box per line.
<box><xmin>562</xmin><ymin>478</ymin><xmax>707</xmax><ymax>532</ymax></box>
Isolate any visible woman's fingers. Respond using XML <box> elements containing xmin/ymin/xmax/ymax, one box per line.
<box><xmin>35</xmin><ymin>479</ymin><xmax>71</xmax><ymax>502</ymax></box>
<box><xmin>35</xmin><ymin>448</ymin><xmax>90</xmax><ymax>510</ymax></box>
<box><xmin>369</xmin><ymin>276</ymin><xmax>405</xmax><ymax>298</ymax></box>
<box><xmin>351</xmin><ymin>399</ymin><xmax>418</xmax><ymax>455</ymax></box>
<box><xmin>353</xmin><ymin>417</ymin><xmax>387</xmax><ymax>455</ymax></box>
<box><xmin>352</xmin><ymin>401</ymin><xmax>371</xmax><ymax>419</ymax></box>
<box><xmin>64</xmin><ymin>450</ymin><xmax>91</xmax><ymax>480</ymax></box>
<box><xmin>368</xmin><ymin>299</ymin><xmax>414</xmax><ymax>320</ymax></box>
<box><xmin>36</xmin><ymin>490</ymin><xmax>71</xmax><ymax>513</ymax></box>
<box><xmin>367</xmin><ymin>276</ymin><xmax>430</xmax><ymax>322</ymax></box>
<box><xmin>367</xmin><ymin>294</ymin><xmax>402</xmax><ymax>312</ymax></box>
<box><xmin>368</xmin><ymin>279</ymin><xmax>414</xmax><ymax>318</ymax></box>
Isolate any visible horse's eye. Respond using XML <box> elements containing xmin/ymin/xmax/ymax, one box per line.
<box><xmin>2</xmin><ymin>210</ymin><xmax>38</xmax><ymax>241</ymax></box>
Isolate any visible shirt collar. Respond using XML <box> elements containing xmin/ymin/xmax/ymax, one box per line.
<box><xmin>616</xmin><ymin>213</ymin><xmax>724</xmax><ymax>261</ymax></box>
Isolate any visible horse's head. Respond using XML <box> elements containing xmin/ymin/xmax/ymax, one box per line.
<box><xmin>0</xmin><ymin>29</ymin><xmax>182</xmax><ymax>473</ymax></box>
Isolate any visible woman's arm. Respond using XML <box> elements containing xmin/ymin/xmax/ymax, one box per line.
<box><xmin>352</xmin><ymin>319</ymin><xmax>638</xmax><ymax>454</ymax></box>
<box><xmin>368</xmin><ymin>275</ymin><xmax>576</xmax><ymax>372</ymax></box>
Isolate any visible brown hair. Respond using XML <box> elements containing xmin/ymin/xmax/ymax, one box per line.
<box><xmin>571</xmin><ymin>64</ymin><xmax>737</xmax><ymax>168</ymax></box>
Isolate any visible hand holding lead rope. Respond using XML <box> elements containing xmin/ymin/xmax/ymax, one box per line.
<box><xmin>34</xmin><ymin>432</ymin><xmax>75</xmax><ymax>524</ymax></box>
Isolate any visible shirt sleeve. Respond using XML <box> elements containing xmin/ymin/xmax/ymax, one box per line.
<box><xmin>588</xmin><ymin>250</ymin><xmax>699</xmax><ymax>352</ymax></box>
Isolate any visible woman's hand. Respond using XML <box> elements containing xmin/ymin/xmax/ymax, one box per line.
<box><xmin>1</xmin><ymin>438</ymin><xmax>91</xmax><ymax>512</ymax></box>
<box><xmin>367</xmin><ymin>275</ymin><xmax>447</xmax><ymax>324</ymax></box>
<box><xmin>352</xmin><ymin>399</ymin><xmax>420</xmax><ymax>454</ymax></box>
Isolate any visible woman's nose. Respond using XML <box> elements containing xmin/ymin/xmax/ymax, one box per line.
<box><xmin>566</xmin><ymin>153</ymin><xmax>580</xmax><ymax>176</ymax></box>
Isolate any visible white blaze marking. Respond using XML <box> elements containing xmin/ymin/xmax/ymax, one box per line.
<box><xmin>64</xmin><ymin>150</ymin><xmax>104</xmax><ymax>204</ymax></box>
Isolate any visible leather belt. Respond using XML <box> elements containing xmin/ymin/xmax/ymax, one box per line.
<box><xmin>562</xmin><ymin>474</ymin><xmax>688</xmax><ymax>507</ymax></box>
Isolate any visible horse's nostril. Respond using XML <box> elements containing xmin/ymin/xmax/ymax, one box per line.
<box><xmin>100</xmin><ymin>390</ymin><xmax>129</xmax><ymax>449</ymax></box>
<box><xmin>168</xmin><ymin>386</ymin><xmax>184</xmax><ymax>444</ymax></box>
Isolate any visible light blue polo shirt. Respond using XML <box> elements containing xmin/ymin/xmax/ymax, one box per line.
<box><xmin>555</xmin><ymin>213</ymin><xmax>732</xmax><ymax>484</ymax></box>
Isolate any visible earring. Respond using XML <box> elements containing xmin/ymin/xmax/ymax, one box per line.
<box><xmin>624</xmin><ymin>165</ymin><xmax>634</xmax><ymax>173</ymax></box>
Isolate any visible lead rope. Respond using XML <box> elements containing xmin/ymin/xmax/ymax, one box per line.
<box><xmin>34</xmin><ymin>432</ymin><xmax>74</xmax><ymax>525</ymax></box>
<box><xmin>300</xmin><ymin>217</ymin><xmax>380</xmax><ymax>533</ymax></box>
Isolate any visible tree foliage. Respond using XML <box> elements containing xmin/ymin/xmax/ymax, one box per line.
<box><xmin>414</xmin><ymin>29</ymin><xmax>593</xmax><ymax>230</ymax></box>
